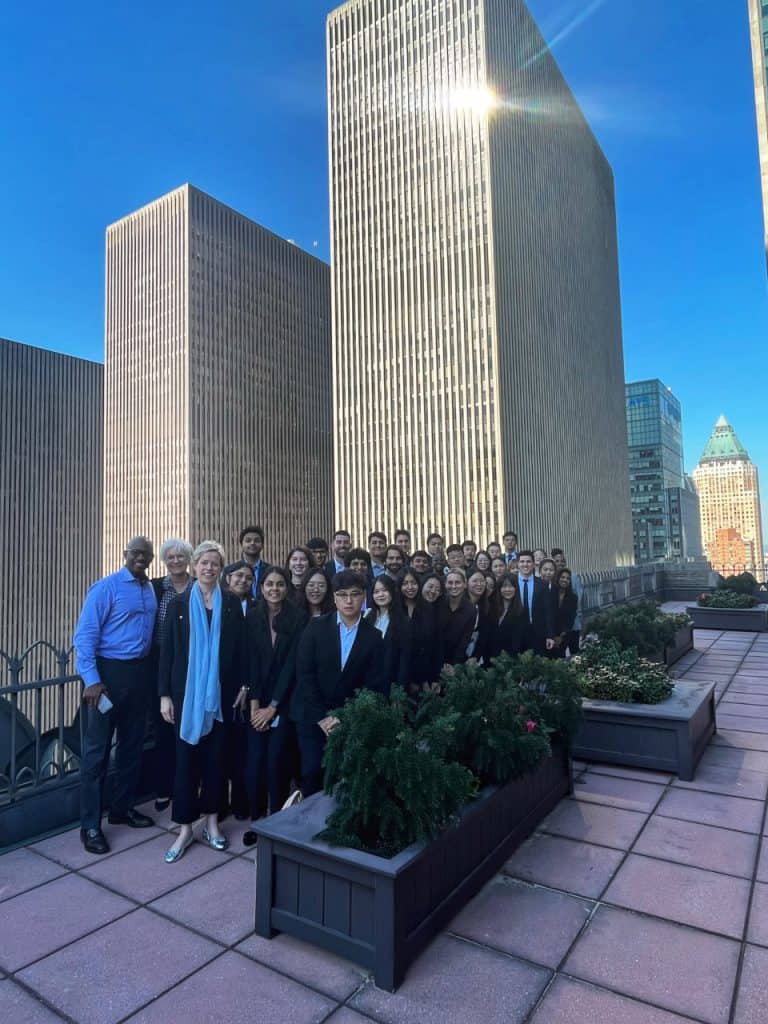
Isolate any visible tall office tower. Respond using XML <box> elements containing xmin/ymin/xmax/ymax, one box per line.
<box><xmin>0</xmin><ymin>338</ymin><xmax>103</xmax><ymax>658</ymax></box>
<box><xmin>327</xmin><ymin>0</ymin><xmax>632</xmax><ymax>570</ymax></box>
<box><xmin>748</xmin><ymin>0</ymin><xmax>768</xmax><ymax>266</ymax></box>
<box><xmin>104</xmin><ymin>184</ymin><xmax>333</xmax><ymax>570</ymax></box>
<box><xmin>625</xmin><ymin>379</ymin><xmax>702</xmax><ymax>563</ymax></box>
<box><xmin>693</xmin><ymin>415</ymin><xmax>765</xmax><ymax>580</ymax></box>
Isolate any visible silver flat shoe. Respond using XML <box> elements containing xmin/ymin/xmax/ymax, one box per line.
<box><xmin>202</xmin><ymin>828</ymin><xmax>229</xmax><ymax>851</ymax></box>
<box><xmin>164</xmin><ymin>834</ymin><xmax>194</xmax><ymax>864</ymax></box>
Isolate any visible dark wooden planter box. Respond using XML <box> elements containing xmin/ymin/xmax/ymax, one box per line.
<box><xmin>572</xmin><ymin>680</ymin><xmax>716</xmax><ymax>781</ymax></box>
<box><xmin>663</xmin><ymin>624</ymin><xmax>694</xmax><ymax>667</ymax></box>
<box><xmin>688</xmin><ymin>605</ymin><xmax>768</xmax><ymax>632</ymax></box>
<box><xmin>253</xmin><ymin>736</ymin><xmax>571</xmax><ymax>990</ymax></box>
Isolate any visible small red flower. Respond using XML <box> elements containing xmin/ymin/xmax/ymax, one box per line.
<box><xmin>526</xmin><ymin>720</ymin><xmax>537</xmax><ymax>733</ymax></box>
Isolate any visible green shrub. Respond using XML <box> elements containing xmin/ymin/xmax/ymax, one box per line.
<box><xmin>495</xmin><ymin>651</ymin><xmax>584</xmax><ymax>738</ymax></box>
<box><xmin>699</xmin><ymin>589</ymin><xmax>758</xmax><ymax>609</ymax></box>
<box><xmin>573</xmin><ymin>639</ymin><xmax>674</xmax><ymax>704</ymax></box>
<box><xmin>320</xmin><ymin>689</ymin><xmax>476</xmax><ymax>857</ymax></box>
<box><xmin>585</xmin><ymin>600</ymin><xmax>689</xmax><ymax>658</ymax></box>
<box><xmin>718</xmin><ymin>572</ymin><xmax>757</xmax><ymax>595</ymax></box>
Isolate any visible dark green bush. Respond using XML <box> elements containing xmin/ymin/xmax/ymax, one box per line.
<box><xmin>585</xmin><ymin>600</ymin><xmax>690</xmax><ymax>658</ymax></box>
<box><xmin>718</xmin><ymin>572</ymin><xmax>757</xmax><ymax>595</ymax></box>
<box><xmin>699</xmin><ymin>589</ymin><xmax>758</xmax><ymax>609</ymax></box>
<box><xmin>496</xmin><ymin>651</ymin><xmax>584</xmax><ymax>738</ymax></box>
<box><xmin>320</xmin><ymin>689</ymin><xmax>476</xmax><ymax>857</ymax></box>
<box><xmin>573</xmin><ymin>639</ymin><xmax>674</xmax><ymax>704</ymax></box>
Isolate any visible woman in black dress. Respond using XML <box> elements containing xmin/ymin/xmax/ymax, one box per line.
<box><xmin>365</xmin><ymin>574</ymin><xmax>410</xmax><ymax>690</ymax></box>
<box><xmin>553</xmin><ymin>568</ymin><xmax>579</xmax><ymax>658</ymax></box>
<box><xmin>442</xmin><ymin>570</ymin><xmax>477</xmax><ymax>669</ymax></box>
<box><xmin>487</xmin><ymin>572</ymin><xmax>526</xmax><ymax>660</ymax></box>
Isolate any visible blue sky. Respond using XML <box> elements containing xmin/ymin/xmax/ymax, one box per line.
<box><xmin>1</xmin><ymin>0</ymin><xmax>765</xmax><ymax>488</ymax></box>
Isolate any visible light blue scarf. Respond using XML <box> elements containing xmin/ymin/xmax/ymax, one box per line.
<box><xmin>180</xmin><ymin>583</ymin><xmax>223</xmax><ymax>745</ymax></box>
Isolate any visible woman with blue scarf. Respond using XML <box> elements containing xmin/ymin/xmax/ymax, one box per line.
<box><xmin>158</xmin><ymin>540</ymin><xmax>246</xmax><ymax>863</ymax></box>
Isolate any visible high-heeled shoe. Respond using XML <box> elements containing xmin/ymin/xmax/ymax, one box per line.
<box><xmin>202</xmin><ymin>828</ymin><xmax>229</xmax><ymax>852</ymax></box>
<box><xmin>164</xmin><ymin>833</ymin><xmax>194</xmax><ymax>864</ymax></box>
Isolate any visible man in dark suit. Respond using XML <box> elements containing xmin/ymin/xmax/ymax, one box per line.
<box><xmin>324</xmin><ymin>529</ymin><xmax>352</xmax><ymax>580</ymax></box>
<box><xmin>516</xmin><ymin>551</ymin><xmax>556</xmax><ymax>655</ymax></box>
<box><xmin>290</xmin><ymin>570</ymin><xmax>385</xmax><ymax>796</ymax></box>
<box><xmin>224</xmin><ymin>526</ymin><xmax>270</xmax><ymax>599</ymax></box>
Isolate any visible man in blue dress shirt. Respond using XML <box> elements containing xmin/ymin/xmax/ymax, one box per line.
<box><xmin>73</xmin><ymin>536</ymin><xmax>158</xmax><ymax>854</ymax></box>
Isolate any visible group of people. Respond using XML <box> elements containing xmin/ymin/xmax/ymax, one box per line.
<box><xmin>73</xmin><ymin>525</ymin><xmax>581</xmax><ymax>861</ymax></box>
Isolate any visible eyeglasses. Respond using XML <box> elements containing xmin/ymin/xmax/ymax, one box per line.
<box><xmin>335</xmin><ymin>590</ymin><xmax>363</xmax><ymax>600</ymax></box>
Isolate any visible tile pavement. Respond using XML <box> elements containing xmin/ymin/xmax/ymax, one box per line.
<box><xmin>2</xmin><ymin>622</ymin><xmax>768</xmax><ymax>1023</ymax></box>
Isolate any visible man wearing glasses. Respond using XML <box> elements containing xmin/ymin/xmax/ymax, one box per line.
<box><xmin>290</xmin><ymin>570</ymin><xmax>385</xmax><ymax>796</ymax></box>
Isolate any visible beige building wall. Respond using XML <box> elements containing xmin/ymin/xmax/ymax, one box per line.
<box><xmin>327</xmin><ymin>0</ymin><xmax>632</xmax><ymax>571</ymax></box>
<box><xmin>105</xmin><ymin>184</ymin><xmax>333</xmax><ymax>571</ymax></box>
<box><xmin>693</xmin><ymin>459</ymin><xmax>764</xmax><ymax>581</ymax></box>
<box><xmin>748</xmin><ymin>0</ymin><xmax>768</xmax><ymax>263</ymax></box>
<box><xmin>0</xmin><ymin>338</ymin><xmax>103</xmax><ymax>657</ymax></box>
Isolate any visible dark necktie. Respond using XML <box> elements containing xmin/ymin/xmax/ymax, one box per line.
<box><xmin>523</xmin><ymin>578</ymin><xmax>531</xmax><ymax>622</ymax></box>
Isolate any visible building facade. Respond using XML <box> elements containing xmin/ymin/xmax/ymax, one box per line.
<box><xmin>104</xmin><ymin>184</ymin><xmax>333</xmax><ymax>570</ymax></box>
<box><xmin>0</xmin><ymin>338</ymin><xmax>103</xmax><ymax>656</ymax></box>
<box><xmin>327</xmin><ymin>0</ymin><xmax>632</xmax><ymax>571</ymax></box>
<box><xmin>625</xmin><ymin>379</ymin><xmax>702</xmax><ymax>563</ymax></box>
<box><xmin>692</xmin><ymin>415</ymin><xmax>765</xmax><ymax>581</ymax></box>
<box><xmin>748</xmin><ymin>0</ymin><xmax>768</xmax><ymax>266</ymax></box>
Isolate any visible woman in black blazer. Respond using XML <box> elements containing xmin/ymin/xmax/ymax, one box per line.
<box><xmin>158</xmin><ymin>541</ymin><xmax>246</xmax><ymax>863</ymax></box>
<box><xmin>553</xmin><ymin>568</ymin><xmax>579</xmax><ymax>658</ymax></box>
<box><xmin>405</xmin><ymin>572</ymin><xmax>444</xmax><ymax>686</ymax></box>
<box><xmin>487</xmin><ymin>572</ymin><xmax>527</xmax><ymax>660</ymax></box>
<box><xmin>242</xmin><ymin>566</ymin><xmax>307</xmax><ymax>845</ymax></box>
<box><xmin>365</xmin><ymin>574</ymin><xmax>411</xmax><ymax>691</ymax></box>
<box><xmin>442</xmin><ymin>569</ymin><xmax>477</xmax><ymax>668</ymax></box>
<box><xmin>466</xmin><ymin>567</ymin><xmax>492</xmax><ymax>665</ymax></box>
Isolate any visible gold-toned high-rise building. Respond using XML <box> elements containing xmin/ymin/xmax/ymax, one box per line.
<box><xmin>1</xmin><ymin>338</ymin><xmax>103</xmax><ymax>657</ymax></box>
<box><xmin>748</xmin><ymin>0</ymin><xmax>768</xmax><ymax>265</ymax></box>
<box><xmin>693</xmin><ymin>415</ymin><xmax>764</xmax><ymax>581</ymax></box>
<box><xmin>104</xmin><ymin>184</ymin><xmax>333</xmax><ymax>569</ymax></box>
<box><xmin>327</xmin><ymin>0</ymin><xmax>632</xmax><ymax>570</ymax></box>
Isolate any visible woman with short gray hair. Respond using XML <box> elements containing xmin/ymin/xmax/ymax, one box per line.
<box><xmin>150</xmin><ymin>538</ymin><xmax>194</xmax><ymax>811</ymax></box>
<box><xmin>158</xmin><ymin>540</ymin><xmax>246</xmax><ymax>862</ymax></box>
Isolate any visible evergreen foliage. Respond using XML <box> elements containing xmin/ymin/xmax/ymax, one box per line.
<box><xmin>718</xmin><ymin>572</ymin><xmax>757</xmax><ymax>596</ymax></box>
<box><xmin>319</xmin><ymin>689</ymin><xmax>476</xmax><ymax>857</ymax></box>
<box><xmin>497</xmin><ymin>652</ymin><xmax>585</xmax><ymax>738</ymax></box>
<box><xmin>699</xmin><ymin>589</ymin><xmax>758</xmax><ymax>609</ymax></box>
<box><xmin>585</xmin><ymin>600</ymin><xmax>689</xmax><ymax>658</ymax></box>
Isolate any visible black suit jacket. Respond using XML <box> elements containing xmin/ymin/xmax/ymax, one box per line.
<box><xmin>519</xmin><ymin>576</ymin><xmax>555</xmax><ymax>647</ymax></box>
<box><xmin>442</xmin><ymin>597</ymin><xmax>478</xmax><ymax>665</ymax></box>
<box><xmin>487</xmin><ymin>607</ymin><xmax>527</xmax><ymax>659</ymax></box>
<box><xmin>408</xmin><ymin>601</ymin><xmax>444</xmax><ymax>684</ymax></box>
<box><xmin>246</xmin><ymin>600</ymin><xmax>307</xmax><ymax>712</ymax></box>
<box><xmin>554</xmin><ymin>590</ymin><xmax>578</xmax><ymax>635</ymax></box>
<box><xmin>158</xmin><ymin>589</ymin><xmax>246</xmax><ymax>713</ymax></box>
<box><xmin>290</xmin><ymin>612</ymin><xmax>386</xmax><ymax>724</ymax></box>
<box><xmin>363</xmin><ymin>610</ymin><xmax>411</xmax><ymax>689</ymax></box>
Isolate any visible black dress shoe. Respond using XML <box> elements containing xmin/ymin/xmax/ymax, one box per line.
<box><xmin>80</xmin><ymin>828</ymin><xmax>110</xmax><ymax>855</ymax></box>
<box><xmin>242</xmin><ymin>830</ymin><xmax>258</xmax><ymax>847</ymax></box>
<box><xmin>107</xmin><ymin>808</ymin><xmax>154</xmax><ymax>828</ymax></box>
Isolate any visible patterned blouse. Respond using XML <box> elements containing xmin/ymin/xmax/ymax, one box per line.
<box><xmin>153</xmin><ymin>575</ymin><xmax>192</xmax><ymax>648</ymax></box>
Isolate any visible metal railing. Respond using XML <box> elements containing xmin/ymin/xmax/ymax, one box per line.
<box><xmin>0</xmin><ymin>643</ymin><xmax>84</xmax><ymax>807</ymax></box>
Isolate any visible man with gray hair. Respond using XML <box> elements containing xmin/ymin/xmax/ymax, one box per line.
<box><xmin>73</xmin><ymin>536</ymin><xmax>158</xmax><ymax>854</ymax></box>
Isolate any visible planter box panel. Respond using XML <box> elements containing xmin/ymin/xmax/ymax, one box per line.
<box><xmin>572</xmin><ymin>680</ymin><xmax>715</xmax><ymax>781</ymax></box>
<box><xmin>688</xmin><ymin>605</ymin><xmax>768</xmax><ymax>632</ymax></box>
<box><xmin>254</xmin><ymin>737</ymin><xmax>570</xmax><ymax>990</ymax></box>
<box><xmin>664</xmin><ymin>625</ymin><xmax>694</xmax><ymax>667</ymax></box>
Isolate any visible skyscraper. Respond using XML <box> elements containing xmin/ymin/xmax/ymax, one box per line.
<box><xmin>625</xmin><ymin>379</ymin><xmax>702</xmax><ymax>563</ymax></box>
<box><xmin>693</xmin><ymin>415</ymin><xmax>764</xmax><ymax>581</ymax></box>
<box><xmin>748</xmin><ymin>0</ymin><xmax>768</xmax><ymax>265</ymax></box>
<box><xmin>104</xmin><ymin>184</ymin><xmax>333</xmax><ymax>570</ymax></box>
<box><xmin>327</xmin><ymin>0</ymin><xmax>632</xmax><ymax>571</ymax></box>
<box><xmin>0</xmin><ymin>338</ymin><xmax>103</xmax><ymax>657</ymax></box>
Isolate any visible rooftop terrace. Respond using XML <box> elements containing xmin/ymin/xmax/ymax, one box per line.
<box><xmin>3</xmin><ymin>613</ymin><xmax>768</xmax><ymax>1023</ymax></box>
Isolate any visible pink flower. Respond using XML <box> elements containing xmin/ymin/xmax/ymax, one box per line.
<box><xmin>526</xmin><ymin>720</ymin><xmax>537</xmax><ymax>733</ymax></box>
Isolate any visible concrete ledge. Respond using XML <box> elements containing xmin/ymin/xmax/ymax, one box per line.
<box><xmin>572</xmin><ymin>680</ymin><xmax>716</xmax><ymax>781</ymax></box>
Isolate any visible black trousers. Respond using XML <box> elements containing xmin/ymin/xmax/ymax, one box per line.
<box><xmin>219</xmin><ymin>718</ymin><xmax>249</xmax><ymax>818</ymax></box>
<box><xmin>296</xmin><ymin>721</ymin><xmax>327</xmax><ymax>798</ymax></box>
<box><xmin>245</xmin><ymin>715</ymin><xmax>293</xmax><ymax>819</ymax></box>
<box><xmin>80</xmin><ymin>656</ymin><xmax>150</xmax><ymax>830</ymax></box>
<box><xmin>172</xmin><ymin>713</ymin><xmax>224</xmax><ymax>825</ymax></box>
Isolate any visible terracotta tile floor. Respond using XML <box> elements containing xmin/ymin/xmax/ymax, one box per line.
<box><xmin>3</xmin><ymin>617</ymin><xmax>768</xmax><ymax>1023</ymax></box>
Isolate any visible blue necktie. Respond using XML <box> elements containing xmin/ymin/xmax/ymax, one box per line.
<box><xmin>523</xmin><ymin>579</ymin><xmax>531</xmax><ymax>622</ymax></box>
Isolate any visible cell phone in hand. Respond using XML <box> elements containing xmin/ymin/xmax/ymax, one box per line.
<box><xmin>97</xmin><ymin>693</ymin><xmax>113</xmax><ymax>714</ymax></box>
<box><xmin>271</xmin><ymin>715</ymin><xmax>280</xmax><ymax>729</ymax></box>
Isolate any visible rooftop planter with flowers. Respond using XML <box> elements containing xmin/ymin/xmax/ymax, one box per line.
<box><xmin>254</xmin><ymin>654</ymin><xmax>581</xmax><ymax>990</ymax></box>
<box><xmin>689</xmin><ymin>586</ymin><xmax>767</xmax><ymax>631</ymax></box>
<box><xmin>571</xmin><ymin>638</ymin><xmax>715</xmax><ymax>779</ymax></box>
<box><xmin>585</xmin><ymin>600</ymin><xmax>693</xmax><ymax>667</ymax></box>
